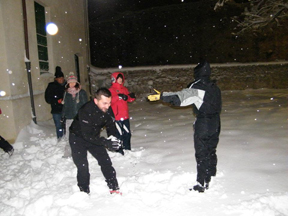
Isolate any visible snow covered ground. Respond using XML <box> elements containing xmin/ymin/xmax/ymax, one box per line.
<box><xmin>1</xmin><ymin>88</ymin><xmax>287</xmax><ymax>216</ymax></box>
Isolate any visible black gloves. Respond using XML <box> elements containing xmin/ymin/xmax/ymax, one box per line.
<box><xmin>118</xmin><ymin>93</ymin><xmax>136</xmax><ymax>101</ymax></box>
<box><xmin>118</xmin><ymin>94</ymin><xmax>128</xmax><ymax>101</ymax></box>
<box><xmin>103</xmin><ymin>136</ymin><xmax>122</xmax><ymax>151</ymax></box>
<box><xmin>129</xmin><ymin>93</ymin><xmax>136</xmax><ymax>99</ymax></box>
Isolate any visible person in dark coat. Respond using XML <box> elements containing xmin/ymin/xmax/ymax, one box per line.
<box><xmin>0</xmin><ymin>108</ymin><xmax>14</xmax><ymax>156</ymax></box>
<box><xmin>69</xmin><ymin>87</ymin><xmax>122</xmax><ymax>194</ymax></box>
<box><xmin>45</xmin><ymin>66</ymin><xmax>66</xmax><ymax>140</ymax></box>
<box><xmin>0</xmin><ymin>135</ymin><xmax>14</xmax><ymax>157</ymax></box>
<box><xmin>148</xmin><ymin>60</ymin><xmax>222</xmax><ymax>193</ymax></box>
<box><xmin>61</xmin><ymin>72</ymin><xmax>88</xmax><ymax>158</ymax></box>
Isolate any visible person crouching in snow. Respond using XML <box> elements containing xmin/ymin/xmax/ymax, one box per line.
<box><xmin>109</xmin><ymin>72</ymin><xmax>136</xmax><ymax>154</ymax></box>
<box><xmin>69</xmin><ymin>88</ymin><xmax>122</xmax><ymax>194</ymax></box>
<box><xmin>147</xmin><ymin>60</ymin><xmax>222</xmax><ymax>193</ymax></box>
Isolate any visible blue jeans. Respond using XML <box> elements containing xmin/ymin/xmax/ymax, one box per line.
<box><xmin>52</xmin><ymin>113</ymin><xmax>64</xmax><ymax>139</ymax></box>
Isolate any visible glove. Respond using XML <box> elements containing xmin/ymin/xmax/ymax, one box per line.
<box><xmin>147</xmin><ymin>89</ymin><xmax>161</xmax><ymax>101</ymax></box>
<box><xmin>118</xmin><ymin>94</ymin><xmax>128</xmax><ymax>101</ymax></box>
<box><xmin>104</xmin><ymin>135</ymin><xmax>122</xmax><ymax>151</ymax></box>
<box><xmin>129</xmin><ymin>93</ymin><xmax>136</xmax><ymax>99</ymax></box>
<box><xmin>60</xmin><ymin>116</ymin><xmax>65</xmax><ymax>124</ymax></box>
<box><xmin>57</xmin><ymin>99</ymin><xmax>63</xmax><ymax>104</ymax></box>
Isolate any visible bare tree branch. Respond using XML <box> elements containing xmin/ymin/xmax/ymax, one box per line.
<box><xmin>215</xmin><ymin>0</ymin><xmax>288</xmax><ymax>33</ymax></box>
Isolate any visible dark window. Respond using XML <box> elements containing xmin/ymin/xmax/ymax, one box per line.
<box><xmin>74</xmin><ymin>54</ymin><xmax>80</xmax><ymax>83</ymax></box>
<box><xmin>34</xmin><ymin>2</ymin><xmax>49</xmax><ymax>74</ymax></box>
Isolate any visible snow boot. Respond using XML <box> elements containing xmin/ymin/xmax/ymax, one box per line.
<box><xmin>79</xmin><ymin>186</ymin><xmax>90</xmax><ymax>194</ymax></box>
<box><xmin>191</xmin><ymin>183</ymin><xmax>205</xmax><ymax>193</ymax></box>
<box><xmin>110</xmin><ymin>190</ymin><xmax>122</xmax><ymax>195</ymax></box>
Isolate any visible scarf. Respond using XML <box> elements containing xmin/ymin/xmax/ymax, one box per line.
<box><xmin>68</xmin><ymin>87</ymin><xmax>80</xmax><ymax>98</ymax></box>
<box><xmin>62</xmin><ymin>87</ymin><xmax>81</xmax><ymax>104</ymax></box>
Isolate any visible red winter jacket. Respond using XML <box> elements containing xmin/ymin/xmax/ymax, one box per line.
<box><xmin>109</xmin><ymin>72</ymin><xmax>135</xmax><ymax>121</ymax></box>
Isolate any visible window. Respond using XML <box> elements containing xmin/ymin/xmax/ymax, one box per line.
<box><xmin>34</xmin><ymin>2</ymin><xmax>49</xmax><ymax>74</ymax></box>
<box><xmin>74</xmin><ymin>54</ymin><xmax>80</xmax><ymax>83</ymax></box>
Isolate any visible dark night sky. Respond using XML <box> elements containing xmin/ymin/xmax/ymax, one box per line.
<box><xmin>87</xmin><ymin>0</ymin><xmax>281</xmax><ymax>68</ymax></box>
<box><xmin>88</xmin><ymin>0</ymin><xmax>200</xmax><ymax>18</ymax></box>
<box><xmin>88</xmin><ymin>0</ymin><xmax>213</xmax><ymax>67</ymax></box>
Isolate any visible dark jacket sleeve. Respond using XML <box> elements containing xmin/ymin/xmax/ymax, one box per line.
<box><xmin>79</xmin><ymin>90</ymin><xmax>88</xmax><ymax>108</ymax></box>
<box><xmin>105</xmin><ymin>107</ymin><xmax>118</xmax><ymax>137</ymax></box>
<box><xmin>45</xmin><ymin>83</ymin><xmax>55</xmax><ymax>104</ymax></box>
<box><xmin>61</xmin><ymin>102</ymin><xmax>66</xmax><ymax>118</ymax></box>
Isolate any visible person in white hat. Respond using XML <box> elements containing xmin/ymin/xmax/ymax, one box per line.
<box><xmin>61</xmin><ymin>72</ymin><xmax>88</xmax><ymax>158</ymax></box>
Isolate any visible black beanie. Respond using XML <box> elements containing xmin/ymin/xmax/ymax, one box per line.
<box><xmin>116</xmin><ymin>73</ymin><xmax>123</xmax><ymax>80</ymax></box>
<box><xmin>55</xmin><ymin>66</ymin><xmax>64</xmax><ymax>78</ymax></box>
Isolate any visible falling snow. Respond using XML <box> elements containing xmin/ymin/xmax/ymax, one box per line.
<box><xmin>0</xmin><ymin>88</ymin><xmax>287</xmax><ymax>216</ymax></box>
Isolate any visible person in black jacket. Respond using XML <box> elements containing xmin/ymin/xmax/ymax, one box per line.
<box><xmin>148</xmin><ymin>60</ymin><xmax>221</xmax><ymax>193</ymax></box>
<box><xmin>45</xmin><ymin>66</ymin><xmax>66</xmax><ymax>140</ymax></box>
<box><xmin>0</xmin><ymin>135</ymin><xmax>14</xmax><ymax>157</ymax></box>
<box><xmin>69</xmin><ymin>88</ymin><xmax>122</xmax><ymax>195</ymax></box>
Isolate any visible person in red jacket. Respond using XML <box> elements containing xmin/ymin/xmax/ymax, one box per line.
<box><xmin>109</xmin><ymin>72</ymin><xmax>136</xmax><ymax>153</ymax></box>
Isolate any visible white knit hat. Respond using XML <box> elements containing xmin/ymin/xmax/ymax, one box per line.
<box><xmin>67</xmin><ymin>72</ymin><xmax>78</xmax><ymax>84</ymax></box>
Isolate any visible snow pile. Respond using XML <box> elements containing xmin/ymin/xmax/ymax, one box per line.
<box><xmin>0</xmin><ymin>89</ymin><xmax>287</xmax><ymax>216</ymax></box>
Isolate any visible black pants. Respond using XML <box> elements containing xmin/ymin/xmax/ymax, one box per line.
<box><xmin>69</xmin><ymin>133</ymin><xmax>119</xmax><ymax>190</ymax></box>
<box><xmin>194</xmin><ymin>115</ymin><xmax>220</xmax><ymax>186</ymax></box>
<box><xmin>116</xmin><ymin>119</ymin><xmax>131</xmax><ymax>150</ymax></box>
<box><xmin>0</xmin><ymin>135</ymin><xmax>13</xmax><ymax>152</ymax></box>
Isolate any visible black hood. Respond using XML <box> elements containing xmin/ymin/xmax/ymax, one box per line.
<box><xmin>194</xmin><ymin>60</ymin><xmax>211</xmax><ymax>80</ymax></box>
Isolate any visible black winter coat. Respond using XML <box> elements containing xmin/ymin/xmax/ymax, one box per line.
<box><xmin>189</xmin><ymin>78</ymin><xmax>221</xmax><ymax>118</ymax></box>
<box><xmin>70</xmin><ymin>100</ymin><xmax>117</xmax><ymax>146</ymax></box>
<box><xmin>45</xmin><ymin>81</ymin><xmax>66</xmax><ymax>114</ymax></box>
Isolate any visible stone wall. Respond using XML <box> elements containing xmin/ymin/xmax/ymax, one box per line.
<box><xmin>89</xmin><ymin>62</ymin><xmax>288</xmax><ymax>95</ymax></box>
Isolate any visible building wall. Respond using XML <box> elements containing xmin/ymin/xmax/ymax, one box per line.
<box><xmin>90</xmin><ymin>62</ymin><xmax>288</xmax><ymax>95</ymax></box>
<box><xmin>0</xmin><ymin>0</ymin><xmax>89</xmax><ymax>142</ymax></box>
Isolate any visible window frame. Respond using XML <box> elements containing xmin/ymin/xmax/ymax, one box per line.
<box><xmin>34</xmin><ymin>1</ymin><xmax>49</xmax><ymax>74</ymax></box>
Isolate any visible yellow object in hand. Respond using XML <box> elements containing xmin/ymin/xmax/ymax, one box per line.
<box><xmin>148</xmin><ymin>89</ymin><xmax>161</xmax><ymax>101</ymax></box>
